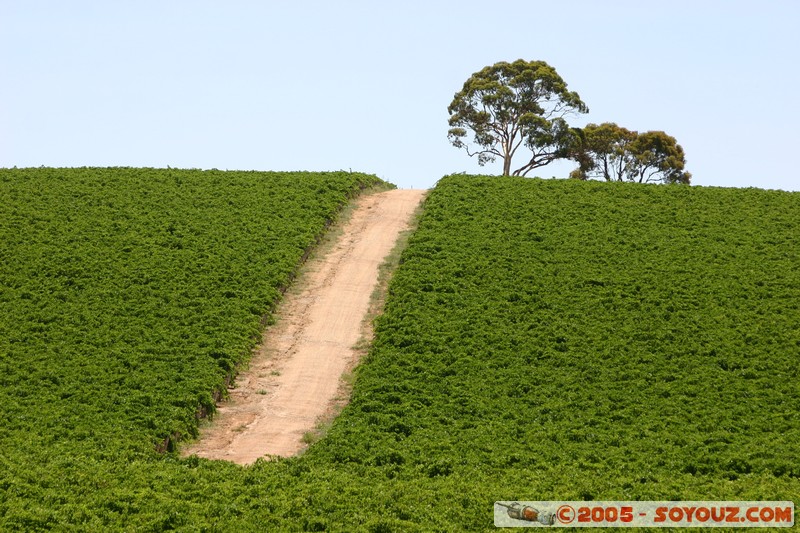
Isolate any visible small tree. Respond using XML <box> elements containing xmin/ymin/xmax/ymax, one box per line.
<box><xmin>568</xmin><ymin>122</ymin><xmax>637</xmax><ymax>182</ymax></box>
<box><xmin>629</xmin><ymin>131</ymin><xmax>692</xmax><ymax>184</ymax></box>
<box><xmin>570</xmin><ymin>123</ymin><xmax>691</xmax><ymax>184</ymax></box>
<box><xmin>448</xmin><ymin>59</ymin><xmax>588</xmax><ymax>176</ymax></box>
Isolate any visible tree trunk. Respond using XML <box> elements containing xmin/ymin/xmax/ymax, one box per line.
<box><xmin>502</xmin><ymin>155</ymin><xmax>511</xmax><ymax>176</ymax></box>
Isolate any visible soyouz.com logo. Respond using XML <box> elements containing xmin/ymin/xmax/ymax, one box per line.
<box><xmin>494</xmin><ymin>501</ymin><xmax>795</xmax><ymax>528</ymax></box>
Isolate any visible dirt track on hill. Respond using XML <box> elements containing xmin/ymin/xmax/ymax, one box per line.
<box><xmin>181</xmin><ymin>188</ymin><xmax>426</xmax><ymax>464</ymax></box>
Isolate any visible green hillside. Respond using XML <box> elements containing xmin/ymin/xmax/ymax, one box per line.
<box><xmin>0</xmin><ymin>167</ymin><xmax>383</xmax><ymax>527</ymax></box>
<box><xmin>1</xmin><ymin>171</ymin><xmax>797</xmax><ymax>531</ymax></box>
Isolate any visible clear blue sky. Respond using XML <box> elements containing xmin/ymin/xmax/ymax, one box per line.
<box><xmin>2</xmin><ymin>0</ymin><xmax>798</xmax><ymax>190</ymax></box>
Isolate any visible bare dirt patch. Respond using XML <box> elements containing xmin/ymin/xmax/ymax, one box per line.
<box><xmin>181</xmin><ymin>188</ymin><xmax>426</xmax><ymax>464</ymax></box>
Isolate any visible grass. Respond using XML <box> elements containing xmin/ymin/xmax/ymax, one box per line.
<box><xmin>3</xmin><ymin>172</ymin><xmax>796</xmax><ymax>531</ymax></box>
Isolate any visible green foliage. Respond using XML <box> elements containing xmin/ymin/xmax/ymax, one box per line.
<box><xmin>447</xmin><ymin>59</ymin><xmax>588</xmax><ymax>176</ymax></box>
<box><xmin>1</xmin><ymin>171</ymin><xmax>798</xmax><ymax>530</ymax></box>
<box><xmin>570</xmin><ymin>122</ymin><xmax>691</xmax><ymax>184</ymax></box>
<box><xmin>0</xmin><ymin>167</ymin><xmax>381</xmax><ymax>456</ymax></box>
<box><xmin>315</xmin><ymin>175</ymin><xmax>799</xmax><ymax>526</ymax></box>
<box><xmin>630</xmin><ymin>130</ymin><xmax>692</xmax><ymax>184</ymax></box>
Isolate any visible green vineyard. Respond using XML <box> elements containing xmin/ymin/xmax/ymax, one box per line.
<box><xmin>1</xmin><ymin>170</ymin><xmax>797</xmax><ymax>530</ymax></box>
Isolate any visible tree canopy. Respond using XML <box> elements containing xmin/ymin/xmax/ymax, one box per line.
<box><xmin>447</xmin><ymin>59</ymin><xmax>588</xmax><ymax>176</ymax></box>
<box><xmin>569</xmin><ymin>123</ymin><xmax>691</xmax><ymax>184</ymax></box>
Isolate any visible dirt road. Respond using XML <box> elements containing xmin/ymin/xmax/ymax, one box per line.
<box><xmin>182</xmin><ymin>188</ymin><xmax>426</xmax><ymax>464</ymax></box>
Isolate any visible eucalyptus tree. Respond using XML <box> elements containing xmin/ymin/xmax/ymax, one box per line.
<box><xmin>447</xmin><ymin>59</ymin><xmax>588</xmax><ymax>176</ymax></box>
<box><xmin>570</xmin><ymin>122</ymin><xmax>691</xmax><ymax>184</ymax></box>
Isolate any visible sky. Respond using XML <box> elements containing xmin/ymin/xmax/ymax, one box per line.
<box><xmin>1</xmin><ymin>0</ymin><xmax>798</xmax><ymax>191</ymax></box>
